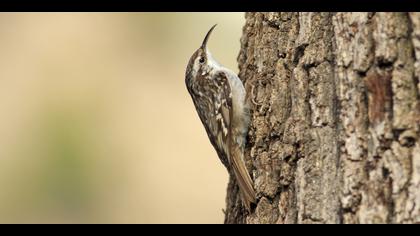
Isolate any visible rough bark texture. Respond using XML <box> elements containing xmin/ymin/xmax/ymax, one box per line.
<box><xmin>224</xmin><ymin>12</ymin><xmax>420</xmax><ymax>224</ymax></box>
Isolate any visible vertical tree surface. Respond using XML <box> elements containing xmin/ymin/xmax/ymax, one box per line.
<box><xmin>224</xmin><ymin>12</ymin><xmax>420</xmax><ymax>224</ymax></box>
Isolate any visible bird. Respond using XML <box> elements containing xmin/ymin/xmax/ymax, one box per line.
<box><xmin>185</xmin><ymin>24</ymin><xmax>256</xmax><ymax>211</ymax></box>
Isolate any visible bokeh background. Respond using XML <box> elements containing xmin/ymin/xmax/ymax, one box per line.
<box><xmin>0</xmin><ymin>13</ymin><xmax>245</xmax><ymax>223</ymax></box>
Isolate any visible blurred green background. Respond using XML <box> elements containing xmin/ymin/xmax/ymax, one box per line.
<box><xmin>0</xmin><ymin>13</ymin><xmax>245</xmax><ymax>223</ymax></box>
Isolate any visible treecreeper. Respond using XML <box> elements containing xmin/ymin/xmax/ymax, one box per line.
<box><xmin>185</xmin><ymin>24</ymin><xmax>256</xmax><ymax>211</ymax></box>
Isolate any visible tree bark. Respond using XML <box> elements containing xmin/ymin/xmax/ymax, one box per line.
<box><xmin>224</xmin><ymin>12</ymin><xmax>420</xmax><ymax>224</ymax></box>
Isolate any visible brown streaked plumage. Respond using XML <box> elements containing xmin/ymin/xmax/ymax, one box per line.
<box><xmin>185</xmin><ymin>25</ymin><xmax>256</xmax><ymax>211</ymax></box>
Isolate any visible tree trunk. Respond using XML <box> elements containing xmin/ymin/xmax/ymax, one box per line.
<box><xmin>224</xmin><ymin>12</ymin><xmax>420</xmax><ymax>224</ymax></box>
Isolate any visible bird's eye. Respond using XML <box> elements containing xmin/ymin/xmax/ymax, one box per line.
<box><xmin>199</xmin><ymin>57</ymin><xmax>205</xmax><ymax>63</ymax></box>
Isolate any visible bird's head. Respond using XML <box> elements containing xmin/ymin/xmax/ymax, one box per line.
<box><xmin>185</xmin><ymin>24</ymin><xmax>219</xmax><ymax>90</ymax></box>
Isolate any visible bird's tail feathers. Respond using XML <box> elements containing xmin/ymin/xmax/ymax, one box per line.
<box><xmin>230</xmin><ymin>145</ymin><xmax>256</xmax><ymax>212</ymax></box>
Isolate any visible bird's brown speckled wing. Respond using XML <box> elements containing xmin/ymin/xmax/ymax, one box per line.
<box><xmin>209</xmin><ymin>71</ymin><xmax>256</xmax><ymax>210</ymax></box>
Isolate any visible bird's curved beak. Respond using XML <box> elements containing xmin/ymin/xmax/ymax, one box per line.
<box><xmin>201</xmin><ymin>24</ymin><xmax>217</xmax><ymax>50</ymax></box>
